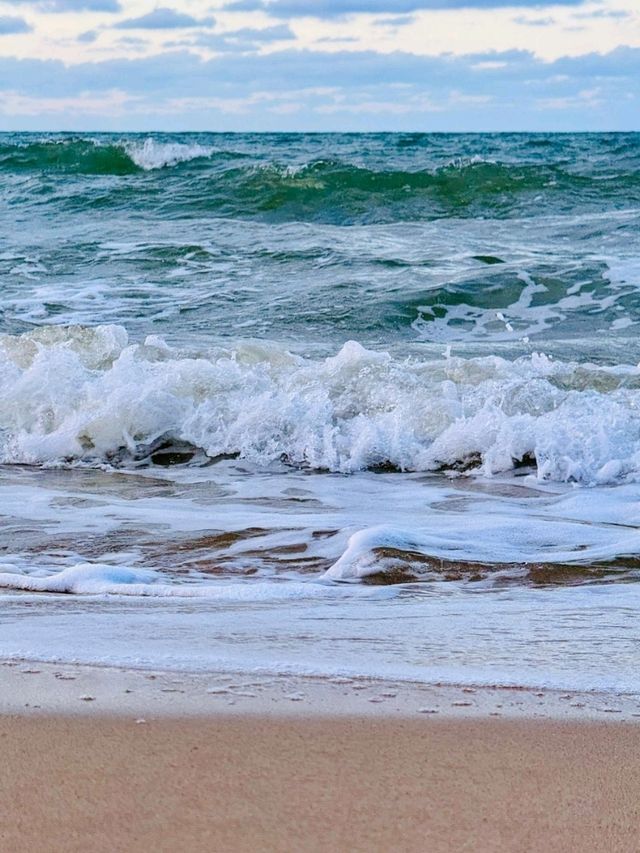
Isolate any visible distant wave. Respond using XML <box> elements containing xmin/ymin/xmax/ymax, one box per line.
<box><xmin>0</xmin><ymin>137</ymin><xmax>217</xmax><ymax>174</ymax></box>
<box><xmin>1</xmin><ymin>324</ymin><xmax>640</xmax><ymax>485</ymax></box>
<box><xmin>2</xmin><ymin>135</ymin><xmax>640</xmax><ymax>224</ymax></box>
<box><xmin>0</xmin><ymin>136</ymin><xmax>635</xmax><ymax>183</ymax></box>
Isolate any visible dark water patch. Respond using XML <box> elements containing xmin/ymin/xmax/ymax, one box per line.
<box><xmin>435</xmin><ymin>453</ymin><xmax>537</xmax><ymax>476</ymax></box>
<box><xmin>0</xmin><ymin>140</ymin><xmax>140</xmax><ymax>175</ymax></box>
<box><xmin>169</xmin><ymin>528</ymin><xmax>272</xmax><ymax>552</ymax></box>
<box><xmin>0</xmin><ymin>463</ymin><xmax>185</xmax><ymax>499</ymax></box>
<box><xmin>150</xmin><ymin>528</ymin><xmax>332</xmax><ymax>577</ymax></box>
<box><xmin>361</xmin><ymin>548</ymin><xmax>494</xmax><ymax>584</ymax></box>
<box><xmin>360</xmin><ymin>548</ymin><xmax>639</xmax><ymax>587</ymax></box>
<box><xmin>101</xmin><ymin>436</ymin><xmax>206</xmax><ymax>468</ymax></box>
<box><xmin>473</xmin><ymin>255</ymin><xmax>505</xmax><ymax>265</ymax></box>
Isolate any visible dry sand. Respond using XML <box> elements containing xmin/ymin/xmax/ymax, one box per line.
<box><xmin>1</xmin><ymin>713</ymin><xmax>640</xmax><ymax>853</ymax></box>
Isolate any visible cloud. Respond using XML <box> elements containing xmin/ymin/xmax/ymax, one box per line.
<box><xmin>191</xmin><ymin>23</ymin><xmax>295</xmax><ymax>51</ymax></box>
<box><xmin>114</xmin><ymin>7</ymin><xmax>214</xmax><ymax>29</ymax></box>
<box><xmin>316</xmin><ymin>35</ymin><xmax>359</xmax><ymax>43</ymax></box>
<box><xmin>573</xmin><ymin>8</ymin><xmax>631</xmax><ymax>19</ymax></box>
<box><xmin>372</xmin><ymin>15</ymin><xmax>416</xmax><ymax>25</ymax></box>
<box><xmin>513</xmin><ymin>15</ymin><xmax>554</xmax><ymax>26</ymax></box>
<box><xmin>2</xmin><ymin>44</ymin><xmax>638</xmax><ymax>94</ymax></box>
<box><xmin>226</xmin><ymin>0</ymin><xmax>587</xmax><ymax>16</ymax></box>
<box><xmin>0</xmin><ymin>15</ymin><xmax>31</xmax><ymax>33</ymax></box>
<box><xmin>6</xmin><ymin>0</ymin><xmax>121</xmax><ymax>11</ymax></box>
<box><xmin>224</xmin><ymin>24</ymin><xmax>295</xmax><ymax>41</ymax></box>
<box><xmin>0</xmin><ymin>45</ymin><xmax>637</xmax><ymax>131</ymax></box>
<box><xmin>1</xmin><ymin>89</ymin><xmax>136</xmax><ymax>115</ymax></box>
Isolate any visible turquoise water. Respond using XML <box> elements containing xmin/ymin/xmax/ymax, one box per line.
<box><xmin>1</xmin><ymin>132</ymin><xmax>639</xmax><ymax>355</ymax></box>
<box><xmin>1</xmin><ymin>133</ymin><xmax>639</xmax><ymax>688</ymax></box>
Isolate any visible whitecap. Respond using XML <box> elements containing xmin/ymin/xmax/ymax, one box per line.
<box><xmin>122</xmin><ymin>138</ymin><xmax>214</xmax><ymax>170</ymax></box>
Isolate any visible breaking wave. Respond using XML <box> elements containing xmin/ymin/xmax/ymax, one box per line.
<box><xmin>2</xmin><ymin>324</ymin><xmax>640</xmax><ymax>485</ymax></box>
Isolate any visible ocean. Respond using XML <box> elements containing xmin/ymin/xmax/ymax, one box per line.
<box><xmin>1</xmin><ymin>132</ymin><xmax>639</xmax><ymax>691</ymax></box>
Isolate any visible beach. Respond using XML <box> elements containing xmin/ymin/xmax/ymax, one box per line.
<box><xmin>2</xmin><ymin>663</ymin><xmax>640</xmax><ymax>853</ymax></box>
<box><xmin>2</xmin><ymin>663</ymin><xmax>640</xmax><ymax>851</ymax></box>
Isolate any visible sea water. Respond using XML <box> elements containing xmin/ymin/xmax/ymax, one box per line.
<box><xmin>1</xmin><ymin>132</ymin><xmax>639</xmax><ymax>691</ymax></box>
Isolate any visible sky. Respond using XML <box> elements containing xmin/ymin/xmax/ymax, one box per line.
<box><xmin>0</xmin><ymin>0</ymin><xmax>638</xmax><ymax>130</ymax></box>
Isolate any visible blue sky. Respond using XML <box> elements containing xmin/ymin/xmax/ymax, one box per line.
<box><xmin>0</xmin><ymin>0</ymin><xmax>638</xmax><ymax>129</ymax></box>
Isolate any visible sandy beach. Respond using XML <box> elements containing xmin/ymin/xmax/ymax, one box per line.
<box><xmin>0</xmin><ymin>662</ymin><xmax>639</xmax><ymax>852</ymax></box>
<box><xmin>2</xmin><ymin>713</ymin><xmax>640</xmax><ymax>853</ymax></box>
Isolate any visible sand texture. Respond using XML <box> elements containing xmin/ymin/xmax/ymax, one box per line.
<box><xmin>1</xmin><ymin>714</ymin><xmax>640</xmax><ymax>853</ymax></box>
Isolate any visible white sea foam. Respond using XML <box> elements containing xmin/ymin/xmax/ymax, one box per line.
<box><xmin>123</xmin><ymin>138</ymin><xmax>214</xmax><ymax>170</ymax></box>
<box><xmin>0</xmin><ymin>562</ymin><xmax>349</xmax><ymax>600</ymax></box>
<box><xmin>2</xmin><ymin>325</ymin><xmax>640</xmax><ymax>484</ymax></box>
<box><xmin>323</xmin><ymin>516</ymin><xmax>640</xmax><ymax>581</ymax></box>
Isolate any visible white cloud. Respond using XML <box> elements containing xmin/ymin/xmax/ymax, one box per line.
<box><xmin>0</xmin><ymin>87</ymin><xmax>136</xmax><ymax>113</ymax></box>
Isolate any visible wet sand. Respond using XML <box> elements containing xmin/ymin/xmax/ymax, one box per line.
<box><xmin>4</xmin><ymin>660</ymin><xmax>640</xmax><ymax>719</ymax></box>
<box><xmin>1</xmin><ymin>713</ymin><xmax>640</xmax><ymax>853</ymax></box>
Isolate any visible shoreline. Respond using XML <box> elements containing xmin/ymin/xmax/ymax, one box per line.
<box><xmin>3</xmin><ymin>658</ymin><xmax>640</xmax><ymax>721</ymax></box>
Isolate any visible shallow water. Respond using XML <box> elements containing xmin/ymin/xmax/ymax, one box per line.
<box><xmin>1</xmin><ymin>132</ymin><xmax>639</xmax><ymax>689</ymax></box>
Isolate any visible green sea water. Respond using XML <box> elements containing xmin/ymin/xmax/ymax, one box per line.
<box><xmin>1</xmin><ymin>132</ymin><xmax>639</xmax><ymax>358</ymax></box>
